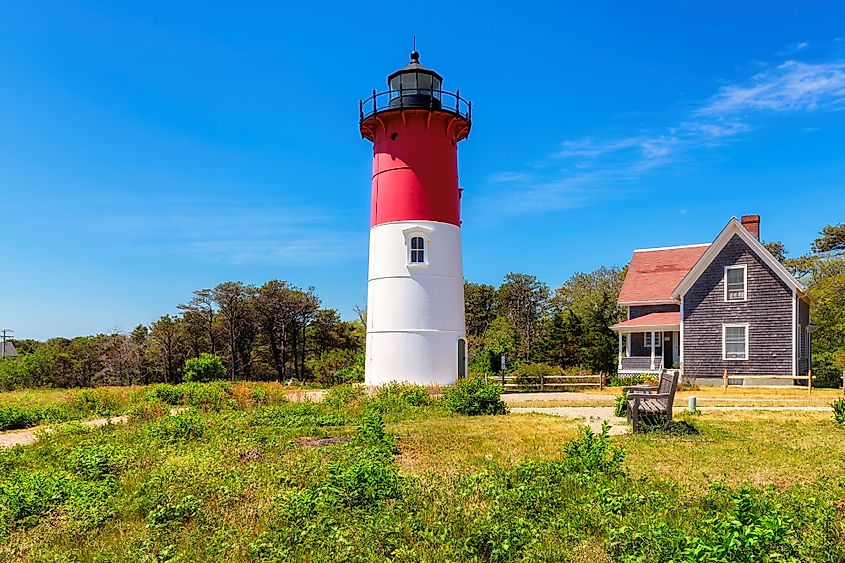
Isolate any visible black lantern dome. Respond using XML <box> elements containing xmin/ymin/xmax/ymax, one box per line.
<box><xmin>387</xmin><ymin>50</ymin><xmax>443</xmax><ymax>110</ymax></box>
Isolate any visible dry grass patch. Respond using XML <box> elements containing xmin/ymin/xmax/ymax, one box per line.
<box><xmin>392</xmin><ymin>413</ymin><xmax>579</xmax><ymax>474</ymax></box>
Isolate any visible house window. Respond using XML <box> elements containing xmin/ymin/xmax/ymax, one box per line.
<box><xmin>723</xmin><ymin>324</ymin><xmax>748</xmax><ymax>360</ymax></box>
<box><xmin>724</xmin><ymin>265</ymin><xmax>747</xmax><ymax>301</ymax></box>
<box><xmin>409</xmin><ymin>236</ymin><xmax>425</xmax><ymax>264</ymax></box>
<box><xmin>644</xmin><ymin>332</ymin><xmax>662</xmax><ymax>348</ymax></box>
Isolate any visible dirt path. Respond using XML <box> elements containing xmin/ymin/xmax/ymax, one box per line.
<box><xmin>0</xmin><ymin>415</ymin><xmax>129</xmax><ymax>448</ymax></box>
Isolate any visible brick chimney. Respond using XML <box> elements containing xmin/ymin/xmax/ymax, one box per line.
<box><xmin>741</xmin><ymin>214</ymin><xmax>760</xmax><ymax>240</ymax></box>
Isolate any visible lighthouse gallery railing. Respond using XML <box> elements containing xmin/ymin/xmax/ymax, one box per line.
<box><xmin>359</xmin><ymin>88</ymin><xmax>472</xmax><ymax>124</ymax></box>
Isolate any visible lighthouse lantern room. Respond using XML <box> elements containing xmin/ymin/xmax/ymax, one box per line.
<box><xmin>359</xmin><ymin>51</ymin><xmax>472</xmax><ymax>386</ymax></box>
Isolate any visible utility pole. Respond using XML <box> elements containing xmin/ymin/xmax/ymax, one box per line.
<box><xmin>0</xmin><ymin>329</ymin><xmax>12</xmax><ymax>358</ymax></box>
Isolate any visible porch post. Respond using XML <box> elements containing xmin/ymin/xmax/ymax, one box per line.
<box><xmin>617</xmin><ymin>332</ymin><xmax>623</xmax><ymax>371</ymax></box>
<box><xmin>650</xmin><ymin>330</ymin><xmax>656</xmax><ymax>370</ymax></box>
<box><xmin>626</xmin><ymin>334</ymin><xmax>631</xmax><ymax>357</ymax></box>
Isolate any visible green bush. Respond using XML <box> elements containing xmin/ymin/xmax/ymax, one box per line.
<box><xmin>71</xmin><ymin>388</ymin><xmax>123</xmax><ymax>416</ymax></box>
<box><xmin>510</xmin><ymin>362</ymin><xmax>563</xmax><ymax>386</ymax></box>
<box><xmin>67</xmin><ymin>443</ymin><xmax>129</xmax><ymax>480</ymax></box>
<box><xmin>443</xmin><ymin>376</ymin><xmax>508</xmax><ymax>416</ymax></box>
<box><xmin>307</xmin><ymin>349</ymin><xmax>363</xmax><ymax>386</ymax></box>
<box><xmin>613</xmin><ymin>391</ymin><xmax>628</xmax><ymax>417</ymax></box>
<box><xmin>562</xmin><ymin>423</ymin><xmax>625</xmax><ymax>476</ymax></box>
<box><xmin>145</xmin><ymin>384</ymin><xmax>183</xmax><ymax>405</ymax></box>
<box><xmin>324</xmin><ymin>384</ymin><xmax>366</xmax><ymax>408</ymax></box>
<box><xmin>832</xmin><ymin>398</ymin><xmax>845</xmax><ymax>425</ymax></box>
<box><xmin>181</xmin><ymin>381</ymin><xmax>233</xmax><ymax>410</ymax></box>
<box><xmin>608</xmin><ymin>372</ymin><xmax>656</xmax><ymax>387</ymax></box>
<box><xmin>128</xmin><ymin>398</ymin><xmax>167</xmax><ymax>421</ymax></box>
<box><xmin>353</xmin><ymin>411</ymin><xmax>398</xmax><ymax>454</ymax></box>
<box><xmin>368</xmin><ymin>382</ymin><xmax>431</xmax><ymax>414</ymax></box>
<box><xmin>183</xmin><ymin>353</ymin><xmax>227</xmax><ymax>383</ymax></box>
<box><xmin>150</xmin><ymin>411</ymin><xmax>206</xmax><ymax>443</ymax></box>
<box><xmin>0</xmin><ymin>406</ymin><xmax>39</xmax><ymax>431</ymax></box>
<box><xmin>250</xmin><ymin>385</ymin><xmax>270</xmax><ymax>405</ymax></box>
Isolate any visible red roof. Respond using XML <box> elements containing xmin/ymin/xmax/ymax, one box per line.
<box><xmin>618</xmin><ymin>245</ymin><xmax>709</xmax><ymax>304</ymax></box>
<box><xmin>611</xmin><ymin>312</ymin><xmax>680</xmax><ymax>330</ymax></box>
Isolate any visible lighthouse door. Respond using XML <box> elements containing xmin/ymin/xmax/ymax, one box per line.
<box><xmin>457</xmin><ymin>339</ymin><xmax>467</xmax><ymax>379</ymax></box>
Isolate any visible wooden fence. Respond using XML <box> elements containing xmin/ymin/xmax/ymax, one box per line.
<box><xmin>485</xmin><ymin>372</ymin><xmax>605</xmax><ymax>392</ymax></box>
<box><xmin>722</xmin><ymin>369</ymin><xmax>813</xmax><ymax>394</ymax></box>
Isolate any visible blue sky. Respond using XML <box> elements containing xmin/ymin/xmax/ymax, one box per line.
<box><xmin>2</xmin><ymin>2</ymin><xmax>845</xmax><ymax>340</ymax></box>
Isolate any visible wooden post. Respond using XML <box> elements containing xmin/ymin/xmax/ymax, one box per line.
<box><xmin>618</xmin><ymin>333</ymin><xmax>623</xmax><ymax>371</ymax></box>
<box><xmin>808</xmin><ymin>369</ymin><xmax>813</xmax><ymax>395</ymax></box>
<box><xmin>540</xmin><ymin>373</ymin><xmax>544</xmax><ymax>392</ymax></box>
<box><xmin>600</xmin><ymin>371</ymin><xmax>604</xmax><ymax>391</ymax></box>
<box><xmin>723</xmin><ymin>369</ymin><xmax>728</xmax><ymax>392</ymax></box>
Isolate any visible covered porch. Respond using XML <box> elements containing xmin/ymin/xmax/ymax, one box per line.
<box><xmin>610</xmin><ymin>312</ymin><xmax>680</xmax><ymax>373</ymax></box>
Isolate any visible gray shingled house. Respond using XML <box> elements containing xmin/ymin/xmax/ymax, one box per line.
<box><xmin>611</xmin><ymin>215</ymin><xmax>810</xmax><ymax>383</ymax></box>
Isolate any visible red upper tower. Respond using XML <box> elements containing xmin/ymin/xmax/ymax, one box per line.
<box><xmin>359</xmin><ymin>51</ymin><xmax>471</xmax><ymax>227</ymax></box>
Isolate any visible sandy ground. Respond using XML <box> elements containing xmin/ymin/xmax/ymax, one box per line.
<box><xmin>0</xmin><ymin>415</ymin><xmax>128</xmax><ymax>448</ymax></box>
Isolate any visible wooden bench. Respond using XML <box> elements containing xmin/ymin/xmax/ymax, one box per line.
<box><xmin>625</xmin><ymin>370</ymin><xmax>679</xmax><ymax>434</ymax></box>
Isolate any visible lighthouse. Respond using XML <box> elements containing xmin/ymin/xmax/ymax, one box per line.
<box><xmin>359</xmin><ymin>50</ymin><xmax>472</xmax><ymax>386</ymax></box>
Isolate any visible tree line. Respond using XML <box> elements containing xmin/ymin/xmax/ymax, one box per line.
<box><xmin>2</xmin><ymin>223</ymin><xmax>842</xmax><ymax>390</ymax></box>
<box><xmin>2</xmin><ymin>281</ymin><xmax>364</xmax><ymax>390</ymax></box>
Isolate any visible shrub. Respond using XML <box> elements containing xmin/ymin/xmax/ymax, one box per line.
<box><xmin>832</xmin><ymin>398</ymin><xmax>845</xmax><ymax>425</ymax></box>
<box><xmin>353</xmin><ymin>411</ymin><xmax>398</xmax><ymax>454</ymax></box>
<box><xmin>683</xmin><ymin>487</ymin><xmax>799</xmax><ymax>561</ymax></box>
<box><xmin>307</xmin><ymin>349</ymin><xmax>363</xmax><ymax>386</ymax></box>
<box><xmin>608</xmin><ymin>372</ymin><xmax>656</xmax><ymax>387</ymax></box>
<box><xmin>150</xmin><ymin>411</ymin><xmax>206</xmax><ymax>443</ymax></box>
<box><xmin>324</xmin><ymin>384</ymin><xmax>366</xmax><ymax>408</ymax></box>
<box><xmin>129</xmin><ymin>399</ymin><xmax>167</xmax><ymax>422</ymax></box>
<box><xmin>67</xmin><ymin>443</ymin><xmax>129</xmax><ymax>480</ymax></box>
<box><xmin>368</xmin><ymin>382</ymin><xmax>431</xmax><ymax>413</ymax></box>
<box><xmin>145</xmin><ymin>384</ymin><xmax>183</xmax><ymax>405</ymax></box>
<box><xmin>183</xmin><ymin>353</ymin><xmax>227</xmax><ymax>383</ymax></box>
<box><xmin>613</xmin><ymin>391</ymin><xmax>628</xmax><ymax>418</ymax></box>
<box><xmin>562</xmin><ymin>423</ymin><xmax>625</xmax><ymax>476</ymax></box>
<box><xmin>443</xmin><ymin>376</ymin><xmax>508</xmax><ymax>416</ymax></box>
<box><xmin>181</xmin><ymin>381</ymin><xmax>234</xmax><ymax>410</ymax></box>
<box><xmin>71</xmin><ymin>388</ymin><xmax>123</xmax><ymax>416</ymax></box>
<box><xmin>250</xmin><ymin>385</ymin><xmax>270</xmax><ymax>405</ymax></box>
<box><xmin>510</xmin><ymin>362</ymin><xmax>563</xmax><ymax>386</ymax></box>
<box><xmin>0</xmin><ymin>406</ymin><xmax>39</xmax><ymax>431</ymax></box>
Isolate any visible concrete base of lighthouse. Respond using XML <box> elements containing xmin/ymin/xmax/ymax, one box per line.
<box><xmin>365</xmin><ymin>220</ymin><xmax>467</xmax><ymax>386</ymax></box>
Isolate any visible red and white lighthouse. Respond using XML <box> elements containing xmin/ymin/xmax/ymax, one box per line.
<box><xmin>359</xmin><ymin>51</ymin><xmax>471</xmax><ymax>386</ymax></box>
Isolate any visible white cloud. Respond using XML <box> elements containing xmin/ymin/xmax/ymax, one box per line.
<box><xmin>697</xmin><ymin>60</ymin><xmax>845</xmax><ymax>115</ymax></box>
<box><xmin>481</xmin><ymin>53</ymin><xmax>845</xmax><ymax>217</ymax></box>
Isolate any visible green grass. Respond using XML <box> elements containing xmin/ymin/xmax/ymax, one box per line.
<box><xmin>0</xmin><ymin>384</ymin><xmax>844</xmax><ymax>561</ymax></box>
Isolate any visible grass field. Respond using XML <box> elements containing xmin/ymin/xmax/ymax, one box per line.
<box><xmin>0</xmin><ymin>382</ymin><xmax>844</xmax><ymax>561</ymax></box>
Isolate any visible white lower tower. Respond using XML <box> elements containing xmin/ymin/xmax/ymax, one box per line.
<box><xmin>366</xmin><ymin>221</ymin><xmax>466</xmax><ymax>386</ymax></box>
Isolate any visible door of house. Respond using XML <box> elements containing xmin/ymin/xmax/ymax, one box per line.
<box><xmin>663</xmin><ymin>333</ymin><xmax>673</xmax><ymax>368</ymax></box>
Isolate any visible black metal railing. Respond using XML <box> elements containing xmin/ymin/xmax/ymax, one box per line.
<box><xmin>359</xmin><ymin>87</ymin><xmax>471</xmax><ymax>123</ymax></box>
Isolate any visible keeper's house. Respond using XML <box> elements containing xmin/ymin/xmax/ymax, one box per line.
<box><xmin>611</xmin><ymin>215</ymin><xmax>810</xmax><ymax>382</ymax></box>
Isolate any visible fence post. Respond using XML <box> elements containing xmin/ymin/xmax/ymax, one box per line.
<box><xmin>600</xmin><ymin>372</ymin><xmax>604</xmax><ymax>391</ymax></box>
<box><xmin>540</xmin><ymin>373</ymin><xmax>544</xmax><ymax>392</ymax></box>
<box><xmin>808</xmin><ymin>369</ymin><xmax>813</xmax><ymax>395</ymax></box>
<box><xmin>723</xmin><ymin>369</ymin><xmax>728</xmax><ymax>392</ymax></box>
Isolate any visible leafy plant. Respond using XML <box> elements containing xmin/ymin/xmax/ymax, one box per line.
<box><xmin>183</xmin><ymin>353</ymin><xmax>227</xmax><ymax>382</ymax></box>
<box><xmin>323</xmin><ymin>384</ymin><xmax>366</xmax><ymax>408</ymax></box>
<box><xmin>832</xmin><ymin>398</ymin><xmax>845</xmax><ymax>425</ymax></box>
<box><xmin>250</xmin><ymin>385</ymin><xmax>270</xmax><ymax>405</ymax></box>
<box><xmin>0</xmin><ymin>406</ymin><xmax>39</xmax><ymax>431</ymax></box>
<box><xmin>443</xmin><ymin>376</ymin><xmax>508</xmax><ymax>416</ymax></box>
<box><xmin>150</xmin><ymin>411</ymin><xmax>206</xmax><ymax>443</ymax></box>
<box><xmin>613</xmin><ymin>391</ymin><xmax>628</xmax><ymax>417</ymax></box>
<box><xmin>562</xmin><ymin>422</ymin><xmax>625</xmax><ymax>476</ymax></box>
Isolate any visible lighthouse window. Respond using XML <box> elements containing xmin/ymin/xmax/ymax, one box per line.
<box><xmin>410</xmin><ymin>236</ymin><xmax>425</xmax><ymax>264</ymax></box>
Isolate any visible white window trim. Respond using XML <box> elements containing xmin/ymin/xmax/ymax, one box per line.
<box><xmin>724</xmin><ymin>264</ymin><xmax>748</xmax><ymax>302</ymax></box>
<box><xmin>402</xmin><ymin>226</ymin><xmax>433</xmax><ymax>268</ymax></box>
<box><xmin>644</xmin><ymin>331</ymin><xmax>662</xmax><ymax>348</ymax></box>
<box><xmin>722</xmin><ymin>323</ymin><xmax>749</xmax><ymax>361</ymax></box>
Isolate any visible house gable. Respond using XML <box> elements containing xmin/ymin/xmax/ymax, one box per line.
<box><xmin>682</xmin><ymin>233</ymin><xmax>795</xmax><ymax>378</ymax></box>
<box><xmin>672</xmin><ymin>217</ymin><xmax>805</xmax><ymax>300</ymax></box>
